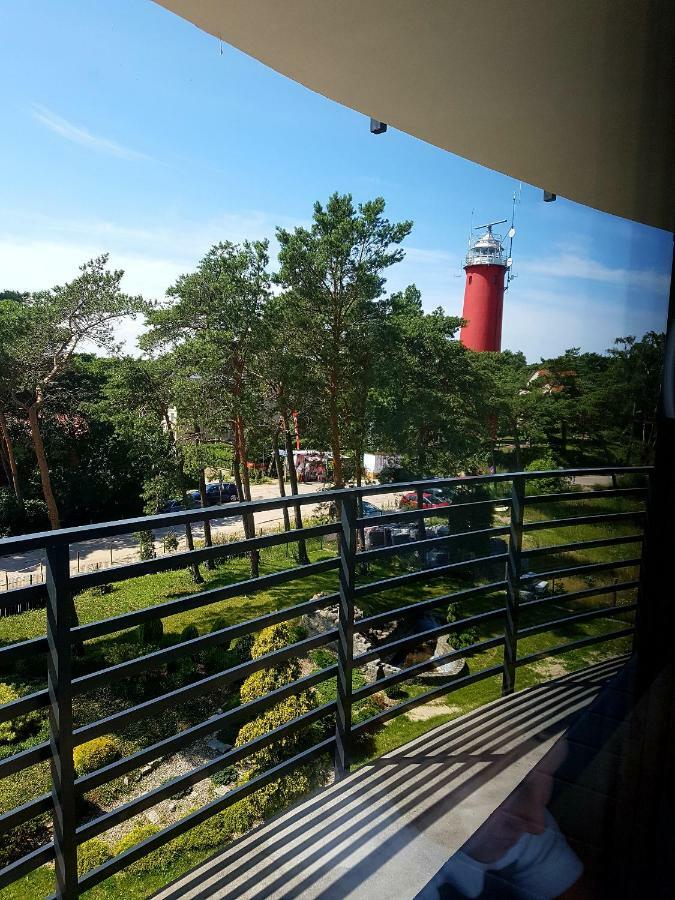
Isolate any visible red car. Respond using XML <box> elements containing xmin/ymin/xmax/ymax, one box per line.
<box><xmin>399</xmin><ymin>490</ymin><xmax>450</xmax><ymax>510</ymax></box>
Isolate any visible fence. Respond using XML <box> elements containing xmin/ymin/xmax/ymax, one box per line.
<box><xmin>0</xmin><ymin>467</ymin><xmax>650</xmax><ymax>898</ymax></box>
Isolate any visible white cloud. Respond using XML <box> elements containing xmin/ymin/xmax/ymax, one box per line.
<box><xmin>518</xmin><ymin>252</ymin><xmax>671</xmax><ymax>294</ymax></box>
<box><xmin>30</xmin><ymin>104</ymin><xmax>151</xmax><ymax>162</ymax></box>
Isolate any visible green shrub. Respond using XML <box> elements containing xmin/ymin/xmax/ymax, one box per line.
<box><xmin>180</xmin><ymin>624</ymin><xmax>199</xmax><ymax>642</ymax></box>
<box><xmin>210</xmin><ymin>765</ymin><xmax>238</xmax><ymax>788</ymax></box>
<box><xmin>137</xmin><ymin>617</ymin><xmax>164</xmax><ymax>645</ymax></box>
<box><xmin>163</xmin><ymin>530</ymin><xmax>180</xmax><ymax>553</ymax></box>
<box><xmin>134</xmin><ymin>529</ymin><xmax>156</xmax><ymax>561</ymax></box>
<box><xmin>231</xmin><ymin>633</ymin><xmax>254</xmax><ymax>663</ymax></box>
<box><xmin>113</xmin><ymin>824</ymin><xmax>166</xmax><ymax>874</ymax></box>
<box><xmin>78</xmin><ymin>838</ymin><xmax>112</xmax><ymax>877</ymax></box>
<box><xmin>201</xmin><ymin>645</ymin><xmax>231</xmax><ymax>676</ymax></box>
<box><xmin>446</xmin><ymin>602</ymin><xmax>479</xmax><ymax>649</ymax></box>
<box><xmin>73</xmin><ymin>736</ymin><xmax>121</xmax><ymax>776</ymax></box>
<box><xmin>525</xmin><ymin>456</ymin><xmax>572</xmax><ymax>495</ymax></box>
<box><xmin>0</xmin><ymin>683</ymin><xmax>40</xmax><ymax>744</ymax></box>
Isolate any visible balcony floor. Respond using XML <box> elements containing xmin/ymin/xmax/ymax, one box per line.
<box><xmin>154</xmin><ymin>659</ymin><xmax>624</xmax><ymax>900</ymax></box>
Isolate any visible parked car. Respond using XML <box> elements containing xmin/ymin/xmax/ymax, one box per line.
<box><xmin>204</xmin><ymin>482</ymin><xmax>238</xmax><ymax>505</ymax></box>
<box><xmin>360</xmin><ymin>500</ymin><xmax>385</xmax><ymax>518</ymax></box>
<box><xmin>159</xmin><ymin>483</ymin><xmax>238</xmax><ymax>513</ymax></box>
<box><xmin>399</xmin><ymin>491</ymin><xmax>450</xmax><ymax>510</ymax></box>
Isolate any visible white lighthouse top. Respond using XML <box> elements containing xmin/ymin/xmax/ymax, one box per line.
<box><xmin>465</xmin><ymin>222</ymin><xmax>507</xmax><ymax>267</ymax></box>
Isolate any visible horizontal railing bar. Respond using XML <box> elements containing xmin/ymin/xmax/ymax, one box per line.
<box><xmin>525</xmin><ymin>488</ymin><xmax>647</xmax><ymax>505</ymax></box>
<box><xmin>523</xmin><ymin>511</ymin><xmax>645</xmax><ymax>532</ymax></box>
<box><xmin>523</xmin><ymin>533</ymin><xmax>644</xmax><ymax>558</ymax></box>
<box><xmin>73</xmin><ymin>523</ymin><xmax>339</xmax><ymax>591</ymax></box>
<box><xmin>77</xmin><ymin>702</ymin><xmax>335</xmax><ymax>843</ymax></box>
<box><xmin>0</xmin><ymin>841</ymin><xmax>55</xmax><ymax>892</ymax></box>
<box><xmin>0</xmin><ymin>635</ymin><xmax>49</xmax><ymax>663</ymax></box>
<box><xmin>356</xmin><ymin>525</ymin><xmax>510</xmax><ymax>563</ymax></box>
<box><xmin>0</xmin><ymin>583</ymin><xmax>47</xmax><ymax>612</ymax></box>
<box><xmin>72</xmin><ymin>558</ymin><xmax>339</xmax><ymax>643</ymax></box>
<box><xmin>77</xmin><ymin>737</ymin><xmax>335</xmax><ymax>893</ymax></box>
<box><xmin>75</xmin><ymin>665</ymin><xmax>337</xmax><ymax>794</ymax></box>
<box><xmin>352</xmin><ymin>664</ymin><xmax>504</xmax><ymax>733</ymax></box>
<box><xmin>354</xmin><ymin>607</ymin><xmax>506</xmax><ymax>666</ymax></box>
<box><xmin>530</xmin><ymin>488</ymin><xmax>649</xmax><ymax>506</ymax></box>
<box><xmin>0</xmin><ymin>740</ymin><xmax>51</xmax><ymax>781</ymax></box>
<box><xmin>0</xmin><ymin>687</ymin><xmax>49</xmax><ymax>726</ymax></box>
<box><xmin>353</xmin><ymin>636</ymin><xmax>505</xmax><ymax>701</ymax></box>
<box><xmin>357</xmin><ymin>497</ymin><xmax>511</xmax><ymax>528</ymax></box>
<box><xmin>521</xmin><ymin>557</ymin><xmax>641</xmax><ymax>584</ymax></box>
<box><xmin>72</xmin><ymin>592</ymin><xmax>338</xmax><ymax>694</ymax></box>
<box><xmin>354</xmin><ymin>581</ymin><xmax>507</xmax><ymax>631</ymax></box>
<box><xmin>518</xmin><ymin>603</ymin><xmax>637</xmax><ymax>639</ymax></box>
<box><xmin>73</xmin><ymin>630</ymin><xmax>338</xmax><ymax>745</ymax></box>
<box><xmin>515</xmin><ymin>627</ymin><xmax>635</xmax><ymax>668</ymax></box>
<box><xmin>0</xmin><ymin>493</ymin><xmax>344</xmax><ymax>555</ymax></box>
<box><xmin>356</xmin><ymin>467</ymin><xmax>651</xmax><ymax>501</ymax></box>
<box><xmin>354</xmin><ymin>553</ymin><xmax>508</xmax><ymax>599</ymax></box>
<box><xmin>519</xmin><ymin>580</ymin><xmax>640</xmax><ymax>613</ymax></box>
<box><xmin>0</xmin><ymin>791</ymin><xmax>52</xmax><ymax>836</ymax></box>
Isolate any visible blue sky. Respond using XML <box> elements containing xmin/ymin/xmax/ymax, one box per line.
<box><xmin>1</xmin><ymin>0</ymin><xmax>672</xmax><ymax>361</ymax></box>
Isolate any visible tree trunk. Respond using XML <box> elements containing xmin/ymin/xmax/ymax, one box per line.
<box><xmin>27</xmin><ymin>402</ymin><xmax>60</xmax><ymax>529</ymax></box>
<box><xmin>273</xmin><ymin>429</ymin><xmax>291</xmax><ymax>532</ymax></box>
<box><xmin>194</xmin><ymin>424</ymin><xmax>215</xmax><ymax>570</ymax></box>
<box><xmin>163</xmin><ymin>410</ymin><xmax>202</xmax><ymax>584</ymax></box>
<box><xmin>234</xmin><ymin>417</ymin><xmax>259</xmax><ymax>578</ymax></box>
<box><xmin>179</xmin><ymin>466</ymin><xmax>203</xmax><ymax>584</ymax></box>
<box><xmin>328</xmin><ymin>373</ymin><xmax>343</xmax><ymax>488</ymax></box>
<box><xmin>198</xmin><ymin>467</ymin><xmax>215</xmax><ymax>570</ymax></box>
<box><xmin>0</xmin><ymin>408</ymin><xmax>23</xmax><ymax>503</ymax></box>
<box><xmin>283</xmin><ymin>418</ymin><xmax>309</xmax><ymax>565</ymax></box>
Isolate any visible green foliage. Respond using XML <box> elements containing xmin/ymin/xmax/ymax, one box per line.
<box><xmin>164</xmin><ymin>530</ymin><xmax>180</xmax><ymax>552</ymax></box>
<box><xmin>0</xmin><ymin>491</ymin><xmax>49</xmax><ymax>537</ymax></box>
<box><xmin>135</xmin><ymin>529</ymin><xmax>156</xmax><ymax>561</ymax></box>
<box><xmin>73</xmin><ymin>736</ymin><xmax>122</xmax><ymax>776</ymax></box>
<box><xmin>180</xmin><ymin>624</ymin><xmax>199</xmax><ymax>642</ymax></box>
<box><xmin>525</xmin><ymin>455</ymin><xmax>573</xmax><ymax>495</ymax></box>
<box><xmin>113</xmin><ymin>824</ymin><xmax>163</xmax><ymax>874</ymax></box>
<box><xmin>446</xmin><ymin>602</ymin><xmax>479</xmax><ymax>649</ymax></box>
<box><xmin>137</xmin><ymin>617</ymin><xmax>164</xmax><ymax>645</ymax></box>
<box><xmin>77</xmin><ymin>839</ymin><xmax>113</xmax><ymax>877</ymax></box>
<box><xmin>210</xmin><ymin>765</ymin><xmax>238</xmax><ymax>788</ymax></box>
<box><xmin>0</xmin><ymin>683</ymin><xmax>40</xmax><ymax>744</ymax></box>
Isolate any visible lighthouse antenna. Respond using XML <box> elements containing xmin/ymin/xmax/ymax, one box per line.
<box><xmin>473</xmin><ymin>218</ymin><xmax>507</xmax><ymax>232</ymax></box>
<box><xmin>504</xmin><ymin>188</ymin><xmax>520</xmax><ymax>289</ymax></box>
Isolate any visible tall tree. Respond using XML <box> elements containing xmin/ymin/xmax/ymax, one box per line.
<box><xmin>0</xmin><ymin>257</ymin><xmax>143</xmax><ymax>528</ymax></box>
<box><xmin>276</xmin><ymin>193</ymin><xmax>412</xmax><ymax>487</ymax></box>
<box><xmin>142</xmin><ymin>240</ymin><xmax>271</xmax><ymax>577</ymax></box>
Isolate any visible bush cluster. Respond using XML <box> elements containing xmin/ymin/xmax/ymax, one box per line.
<box><xmin>73</xmin><ymin>736</ymin><xmax>122</xmax><ymax>776</ymax></box>
<box><xmin>0</xmin><ymin>683</ymin><xmax>41</xmax><ymax>744</ymax></box>
<box><xmin>77</xmin><ymin>838</ymin><xmax>113</xmax><ymax>877</ymax></box>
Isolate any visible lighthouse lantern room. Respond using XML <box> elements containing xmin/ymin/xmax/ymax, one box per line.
<box><xmin>459</xmin><ymin>219</ymin><xmax>510</xmax><ymax>352</ymax></box>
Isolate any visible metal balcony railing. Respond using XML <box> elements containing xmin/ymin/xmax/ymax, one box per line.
<box><xmin>0</xmin><ymin>467</ymin><xmax>651</xmax><ymax>898</ymax></box>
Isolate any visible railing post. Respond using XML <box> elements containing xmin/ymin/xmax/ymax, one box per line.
<box><xmin>502</xmin><ymin>475</ymin><xmax>525</xmax><ymax>696</ymax></box>
<box><xmin>334</xmin><ymin>491</ymin><xmax>357</xmax><ymax>780</ymax></box>
<box><xmin>46</xmin><ymin>542</ymin><xmax>78</xmax><ymax>899</ymax></box>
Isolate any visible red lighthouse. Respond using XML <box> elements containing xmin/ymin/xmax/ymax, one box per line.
<box><xmin>459</xmin><ymin>220</ymin><xmax>510</xmax><ymax>352</ymax></box>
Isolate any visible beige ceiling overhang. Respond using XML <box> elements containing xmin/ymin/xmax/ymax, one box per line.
<box><xmin>155</xmin><ymin>1</ymin><xmax>674</xmax><ymax>232</ymax></box>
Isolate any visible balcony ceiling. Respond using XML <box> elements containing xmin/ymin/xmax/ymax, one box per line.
<box><xmin>155</xmin><ymin>0</ymin><xmax>674</xmax><ymax>232</ymax></box>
